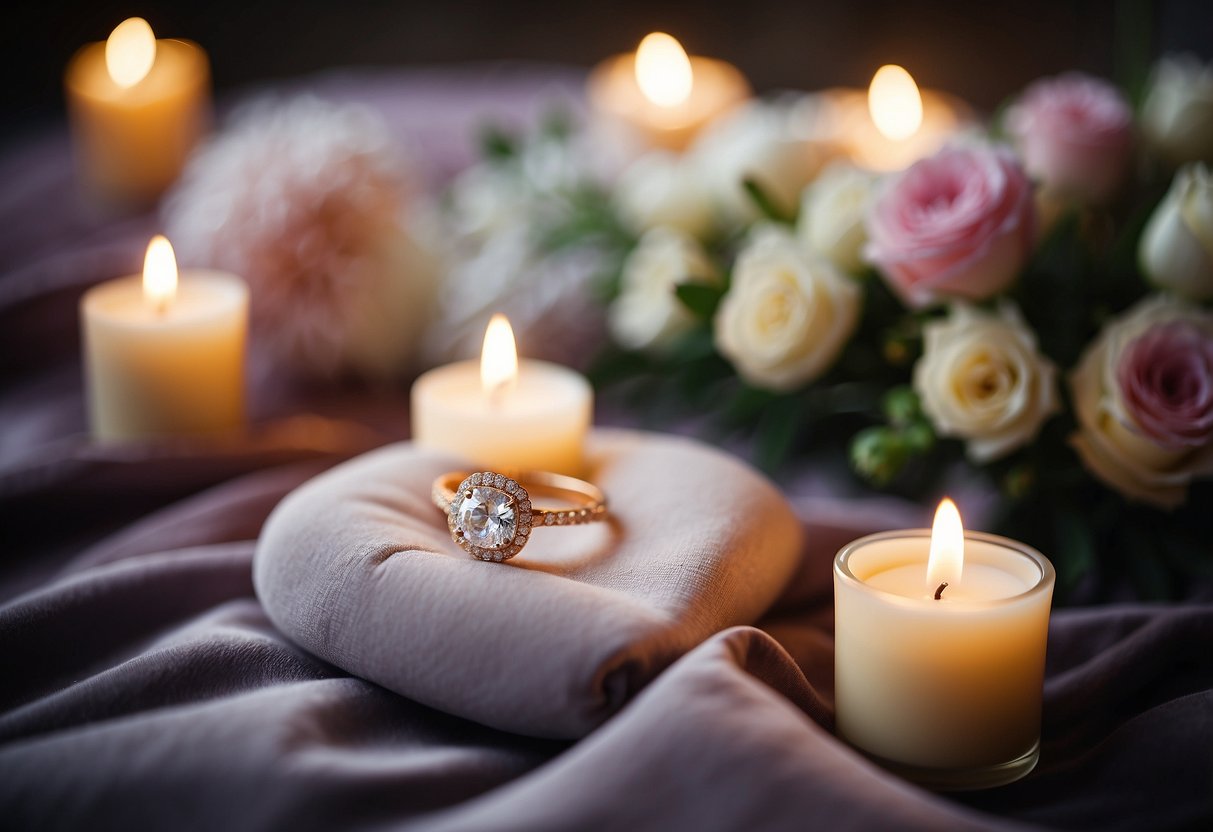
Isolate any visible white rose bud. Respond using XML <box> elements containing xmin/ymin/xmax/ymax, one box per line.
<box><xmin>715</xmin><ymin>227</ymin><xmax>860</xmax><ymax>391</ymax></box>
<box><xmin>913</xmin><ymin>303</ymin><xmax>1059</xmax><ymax>463</ymax></box>
<box><xmin>796</xmin><ymin>162</ymin><xmax>877</xmax><ymax>273</ymax></box>
<box><xmin>615</xmin><ymin>152</ymin><xmax>717</xmax><ymax>240</ymax></box>
<box><xmin>608</xmin><ymin>227</ymin><xmax>718</xmax><ymax>351</ymax></box>
<box><xmin>1139</xmin><ymin>163</ymin><xmax>1213</xmax><ymax>300</ymax></box>
<box><xmin>1142</xmin><ymin>54</ymin><xmax>1213</xmax><ymax>166</ymax></box>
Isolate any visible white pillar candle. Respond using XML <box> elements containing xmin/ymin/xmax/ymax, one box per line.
<box><xmin>587</xmin><ymin>32</ymin><xmax>750</xmax><ymax>154</ymax></box>
<box><xmin>65</xmin><ymin>18</ymin><xmax>211</xmax><ymax>208</ymax></box>
<box><xmin>820</xmin><ymin>65</ymin><xmax>970</xmax><ymax>172</ymax></box>
<box><xmin>833</xmin><ymin>499</ymin><xmax>1055</xmax><ymax>790</ymax></box>
<box><xmin>81</xmin><ymin>236</ymin><xmax>247</xmax><ymax>441</ymax></box>
<box><xmin>411</xmin><ymin>315</ymin><xmax>592</xmax><ymax>476</ymax></box>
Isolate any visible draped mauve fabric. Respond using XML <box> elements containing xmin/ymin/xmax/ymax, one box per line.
<box><xmin>1</xmin><ymin>67</ymin><xmax>1211</xmax><ymax>831</ymax></box>
<box><xmin>254</xmin><ymin>433</ymin><xmax>804</xmax><ymax>738</ymax></box>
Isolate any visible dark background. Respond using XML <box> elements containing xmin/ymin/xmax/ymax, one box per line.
<box><xmin>3</xmin><ymin>1</ymin><xmax>1211</xmax><ymax>147</ymax></box>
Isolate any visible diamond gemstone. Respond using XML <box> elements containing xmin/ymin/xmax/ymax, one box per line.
<box><xmin>455</xmin><ymin>486</ymin><xmax>516</xmax><ymax>549</ymax></box>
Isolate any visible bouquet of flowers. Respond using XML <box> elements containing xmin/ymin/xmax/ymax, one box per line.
<box><xmin>464</xmin><ymin>57</ymin><xmax>1213</xmax><ymax>601</ymax></box>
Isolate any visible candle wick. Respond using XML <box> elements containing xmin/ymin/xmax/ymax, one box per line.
<box><xmin>934</xmin><ymin>581</ymin><xmax>949</xmax><ymax>600</ymax></box>
<box><xmin>486</xmin><ymin>379</ymin><xmax>511</xmax><ymax>409</ymax></box>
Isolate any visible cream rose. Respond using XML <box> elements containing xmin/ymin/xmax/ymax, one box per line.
<box><xmin>1070</xmin><ymin>295</ymin><xmax>1213</xmax><ymax>509</ymax></box>
<box><xmin>608</xmin><ymin>228</ymin><xmax>718</xmax><ymax>351</ymax></box>
<box><xmin>615</xmin><ymin>152</ymin><xmax>717</xmax><ymax>240</ymax></box>
<box><xmin>797</xmin><ymin>161</ymin><xmax>877</xmax><ymax>274</ymax></box>
<box><xmin>1139</xmin><ymin>163</ymin><xmax>1213</xmax><ymax>300</ymax></box>
<box><xmin>913</xmin><ymin>304</ymin><xmax>1058</xmax><ymax>462</ymax></box>
<box><xmin>1142</xmin><ymin>54</ymin><xmax>1213</xmax><ymax>167</ymax></box>
<box><xmin>715</xmin><ymin>227</ymin><xmax>860</xmax><ymax>391</ymax></box>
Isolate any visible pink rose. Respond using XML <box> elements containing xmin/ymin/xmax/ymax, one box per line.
<box><xmin>1070</xmin><ymin>296</ymin><xmax>1213</xmax><ymax>508</ymax></box>
<box><xmin>865</xmin><ymin>145</ymin><xmax>1035</xmax><ymax>308</ymax></box>
<box><xmin>1117</xmin><ymin>323</ymin><xmax>1213</xmax><ymax>449</ymax></box>
<box><xmin>1008</xmin><ymin>73</ymin><xmax>1134</xmax><ymax>204</ymax></box>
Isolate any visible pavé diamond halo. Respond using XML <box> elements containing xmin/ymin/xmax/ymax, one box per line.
<box><xmin>432</xmin><ymin>470</ymin><xmax>608</xmax><ymax>562</ymax></box>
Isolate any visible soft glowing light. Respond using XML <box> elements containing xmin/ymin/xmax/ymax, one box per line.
<box><xmin>635</xmin><ymin>32</ymin><xmax>693</xmax><ymax>108</ymax></box>
<box><xmin>143</xmin><ymin>235</ymin><xmax>178</xmax><ymax>312</ymax></box>
<box><xmin>106</xmin><ymin>18</ymin><xmax>157</xmax><ymax>89</ymax></box>
<box><xmin>868</xmin><ymin>64</ymin><xmax>923</xmax><ymax>141</ymax></box>
<box><xmin>926</xmin><ymin>497</ymin><xmax>964</xmax><ymax>592</ymax></box>
<box><xmin>481</xmin><ymin>313</ymin><xmax>518</xmax><ymax>402</ymax></box>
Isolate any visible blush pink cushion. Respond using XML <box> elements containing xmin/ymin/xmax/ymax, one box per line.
<box><xmin>253</xmin><ymin>429</ymin><xmax>802</xmax><ymax>738</ymax></box>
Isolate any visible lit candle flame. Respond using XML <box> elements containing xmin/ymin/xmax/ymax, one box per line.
<box><xmin>635</xmin><ymin>32</ymin><xmax>693</xmax><ymax>108</ymax></box>
<box><xmin>106</xmin><ymin>18</ymin><xmax>157</xmax><ymax>89</ymax></box>
<box><xmin>143</xmin><ymin>235</ymin><xmax>178</xmax><ymax>314</ymax></box>
<box><xmin>868</xmin><ymin>64</ymin><xmax>923</xmax><ymax>141</ymax></box>
<box><xmin>926</xmin><ymin>497</ymin><xmax>964</xmax><ymax>594</ymax></box>
<box><xmin>481</xmin><ymin>313</ymin><xmax>518</xmax><ymax>403</ymax></box>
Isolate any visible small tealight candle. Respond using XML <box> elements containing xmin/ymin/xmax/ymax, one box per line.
<box><xmin>411</xmin><ymin>315</ymin><xmax>593</xmax><ymax>476</ymax></box>
<box><xmin>826</xmin><ymin>64</ymin><xmax>969</xmax><ymax>172</ymax></box>
<box><xmin>65</xmin><ymin>17</ymin><xmax>211</xmax><ymax>207</ymax></box>
<box><xmin>81</xmin><ymin>236</ymin><xmax>248</xmax><ymax>441</ymax></box>
<box><xmin>833</xmin><ymin>499</ymin><xmax>1055</xmax><ymax>790</ymax></box>
<box><xmin>587</xmin><ymin>32</ymin><xmax>750</xmax><ymax>153</ymax></box>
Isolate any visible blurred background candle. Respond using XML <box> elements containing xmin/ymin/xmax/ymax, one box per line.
<box><xmin>825</xmin><ymin>64</ymin><xmax>970</xmax><ymax>172</ymax></box>
<box><xmin>64</xmin><ymin>17</ymin><xmax>211</xmax><ymax>208</ymax></box>
<box><xmin>587</xmin><ymin>32</ymin><xmax>750</xmax><ymax>153</ymax></box>
<box><xmin>81</xmin><ymin>235</ymin><xmax>247</xmax><ymax>440</ymax></box>
<box><xmin>411</xmin><ymin>314</ymin><xmax>592</xmax><ymax>475</ymax></box>
<box><xmin>833</xmin><ymin>499</ymin><xmax>1054</xmax><ymax>790</ymax></box>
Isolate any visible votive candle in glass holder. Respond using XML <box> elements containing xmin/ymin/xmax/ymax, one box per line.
<box><xmin>833</xmin><ymin>500</ymin><xmax>1055</xmax><ymax>790</ymax></box>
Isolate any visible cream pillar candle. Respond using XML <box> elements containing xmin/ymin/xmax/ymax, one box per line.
<box><xmin>587</xmin><ymin>32</ymin><xmax>750</xmax><ymax>153</ymax></box>
<box><xmin>411</xmin><ymin>315</ymin><xmax>592</xmax><ymax>476</ymax></box>
<box><xmin>833</xmin><ymin>499</ymin><xmax>1055</xmax><ymax>790</ymax></box>
<box><xmin>81</xmin><ymin>236</ymin><xmax>248</xmax><ymax>441</ymax></box>
<box><xmin>65</xmin><ymin>18</ymin><xmax>211</xmax><ymax>207</ymax></box>
<box><xmin>822</xmin><ymin>65</ymin><xmax>970</xmax><ymax>172</ymax></box>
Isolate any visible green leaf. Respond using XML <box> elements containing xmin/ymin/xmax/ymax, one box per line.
<box><xmin>674</xmin><ymin>282</ymin><xmax>725</xmax><ymax>319</ymax></box>
<box><xmin>667</xmin><ymin>326</ymin><xmax>719</xmax><ymax>364</ymax></box>
<box><xmin>479</xmin><ymin>126</ymin><xmax>518</xmax><ymax>162</ymax></box>
<box><xmin>1052</xmin><ymin>509</ymin><xmax>1096</xmax><ymax>595</ymax></box>
<box><xmin>723</xmin><ymin>386</ymin><xmax>779</xmax><ymax>424</ymax></box>
<box><xmin>586</xmin><ymin>347</ymin><xmax>653</xmax><ymax>388</ymax></box>
<box><xmin>742</xmin><ymin>177</ymin><xmax>796</xmax><ymax>225</ymax></box>
<box><xmin>755</xmin><ymin>395</ymin><xmax>807</xmax><ymax>472</ymax></box>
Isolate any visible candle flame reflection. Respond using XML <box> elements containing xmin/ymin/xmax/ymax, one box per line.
<box><xmin>143</xmin><ymin>235</ymin><xmax>178</xmax><ymax>313</ymax></box>
<box><xmin>481</xmin><ymin>313</ymin><xmax>518</xmax><ymax>403</ymax></box>
<box><xmin>106</xmin><ymin>17</ymin><xmax>157</xmax><ymax>89</ymax></box>
<box><xmin>635</xmin><ymin>32</ymin><xmax>693</xmax><ymax>108</ymax></box>
<box><xmin>927</xmin><ymin>497</ymin><xmax>964</xmax><ymax>591</ymax></box>
<box><xmin>868</xmin><ymin>64</ymin><xmax>923</xmax><ymax>141</ymax></box>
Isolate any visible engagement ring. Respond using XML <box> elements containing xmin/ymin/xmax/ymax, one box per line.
<box><xmin>431</xmin><ymin>470</ymin><xmax>608</xmax><ymax>561</ymax></box>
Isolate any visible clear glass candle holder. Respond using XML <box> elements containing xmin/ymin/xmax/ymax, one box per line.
<box><xmin>833</xmin><ymin>529</ymin><xmax>1055</xmax><ymax>791</ymax></box>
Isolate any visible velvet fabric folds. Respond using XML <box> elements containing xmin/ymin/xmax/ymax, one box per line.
<box><xmin>0</xmin><ymin>67</ymin><xmax>1211</xmax><ymax>831</ymax></box>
